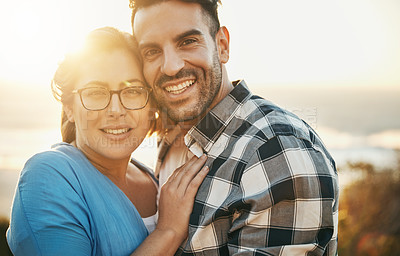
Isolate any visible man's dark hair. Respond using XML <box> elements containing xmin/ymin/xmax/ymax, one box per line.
<box><xmin>130</xmin><ymin>0</ymin><xmax>222</xmax><ymax>37</ymax></box>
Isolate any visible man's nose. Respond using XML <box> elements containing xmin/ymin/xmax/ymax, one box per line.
<box><xmin>107</xmin><ymin>94</ymin><xmax>126</xmax><ymax>117</ymax></box>
<box><xmin>161</xmin><ymin>48</ymin><xmax>184</xmax><ymax>77</ymax></box>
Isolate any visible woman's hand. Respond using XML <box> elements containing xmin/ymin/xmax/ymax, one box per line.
<box><xmin>157</xmin><ymin>154</ymin><xmax>208</xmax><ymax>242</ymax></box>
<box><xmin>131</xmin><ymin>154</ymin><xmax>208</xmax><ymax>256</ymax></box>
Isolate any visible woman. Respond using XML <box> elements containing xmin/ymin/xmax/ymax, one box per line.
<box><xmin>7</xmin><ymin>27</ymin><xmax>208</xmax><ymax>256</ymax></box>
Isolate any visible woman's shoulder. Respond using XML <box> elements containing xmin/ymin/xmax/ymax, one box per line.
<box><xmin>20</xmin><ymin>142</ymin><xmax>84</xmax><ymax>186</ymax></box>
<box><xmin>26</xmin><ymin>142</ymin><xmax>83</xmax><ymax>166</ymax></box>
<box><xmin>9</xmin><ymin>144</ymin><xmax>95</xmax><ymax>255</ymax></box>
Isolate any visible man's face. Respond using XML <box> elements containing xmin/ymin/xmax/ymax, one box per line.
<box><xmin>133</xmin><ymin>1</ymin><xmax>223</xmax><ymax>123</ymax></box>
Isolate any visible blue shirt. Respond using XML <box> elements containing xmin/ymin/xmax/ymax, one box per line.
<box><xmin>7</xmin><ymin>143</ymin><xmax>148</xmax><ymax>256</ymax></box>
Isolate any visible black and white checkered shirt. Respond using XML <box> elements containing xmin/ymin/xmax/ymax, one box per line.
<box><xmin>156</xmin><ymin>80</ymin><xmax>338</xmax><ymax>255</ymax></box>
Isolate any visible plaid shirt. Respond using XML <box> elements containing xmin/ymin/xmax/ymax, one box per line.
<box><xmin>156</xmin><ymin>80</ymin><xmax>338</xmax><ymax>255</ymax></box>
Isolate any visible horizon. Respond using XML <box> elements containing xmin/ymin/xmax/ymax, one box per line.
<box><xmin>1</xmin><ymin>79</ymin><xmax>399</xmax><ymax>172</ymax></box>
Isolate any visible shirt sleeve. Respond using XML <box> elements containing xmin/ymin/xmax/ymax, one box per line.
<box><xmin>7</xmin><ymin>152</ymin><xmax>93</xmax><ymax>256</ymax></box>
<box><xmin>228</xmin><ymin>135</ymin><xmax>338</xmax><ymax>255</ymax></box>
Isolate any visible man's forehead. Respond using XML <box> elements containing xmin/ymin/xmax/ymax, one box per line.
<box><xmin>133</xmin><ymin>1</ymin><xmax>208</xmax><ymax>42</ymax></box>
<box><xmin>134</xmin><ymin>1</ymin><xmax>204</xmax><ymax>21</ymax></box>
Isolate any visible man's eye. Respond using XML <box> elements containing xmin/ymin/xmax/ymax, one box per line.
<box><xmin>181</xmin><ymin>38</ymin><xmax>197</xmax><ymax>46</ymax></box>
<box><xmin>143</xmin><ymin>49</ymin><xmax>160</xmax><ymax>59</ymax></box>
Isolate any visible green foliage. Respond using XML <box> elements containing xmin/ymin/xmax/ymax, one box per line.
<box><xmin>338</xmin><ymin>161</ymin><xmax>400</xmax><ymax>255</ymax></box>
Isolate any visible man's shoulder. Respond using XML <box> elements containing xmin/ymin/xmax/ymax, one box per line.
<box><xmin>230</xmin><ymin>94</ymin><xmax>335</xmax><ymax>168</ymax></box>
<box><xmin>236</xmin><ymin>95</ymin><xmax>313</xmax><ymax>142</ymax></box>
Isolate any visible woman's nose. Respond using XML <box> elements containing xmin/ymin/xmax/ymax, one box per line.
<box><xmin>107</xmin><ymin>94</ymin><xmax>126</xmax><ymax>117</ymax></box>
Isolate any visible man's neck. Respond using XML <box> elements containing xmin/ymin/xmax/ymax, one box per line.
<box><xmin>178</xmin><ymin>72</ymin><xmax>234</xmax><ymax>135</ymax></box>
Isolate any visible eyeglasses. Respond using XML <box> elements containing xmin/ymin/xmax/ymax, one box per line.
<box><xmin>72</xmin><ymin>83</ymin><xmax>152</xmax><ymax>111</ymax></box>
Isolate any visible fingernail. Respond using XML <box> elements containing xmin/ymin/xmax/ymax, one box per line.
<box><xmin>201</xmin><ymin>154</ymin><xmax>207</xmax><ymax>159</ymax></box>
<box><xmin>202</xmin><ymin>166</ymin><xmax>209</xmax><ymax>172</ymax></box>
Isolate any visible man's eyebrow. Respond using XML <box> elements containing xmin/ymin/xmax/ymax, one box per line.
<box><xmin>173</xmin><ymin>29</ymin><xmax>203</xmax><ymax>42</ymax></box>
<box><xmin>139</xmin><ymin>29</ymin><xmax>204</xmax><ymax>50</ymax></box>
<box><xmin>138</xmin><ymin>41</ymin><xmax>159</xmax><ymax>51</ymax></box>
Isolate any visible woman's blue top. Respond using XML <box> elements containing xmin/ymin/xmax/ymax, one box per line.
<box><xmin>7</xmin><ymin>143</ymin><xmax>148</xmax><ymax>256</ymax></box>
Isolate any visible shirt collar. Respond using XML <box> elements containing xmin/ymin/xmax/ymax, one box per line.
<box><xmin>184</xmin><ymin>80</ymin><xmax>252</xmax><ymax>155</ymax></box>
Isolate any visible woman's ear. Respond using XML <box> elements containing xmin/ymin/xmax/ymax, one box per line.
<box><xmin>216</xmin><ymin>26</ymin><xmax>230</xmax><ymax>64</ymax></box>
<box><xmin>63</xmin><ymin>105</ymin><xmax>75</xmax><ymax>123</ymax></box>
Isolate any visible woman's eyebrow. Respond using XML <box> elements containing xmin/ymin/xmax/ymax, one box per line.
<box><xmin>83</xmin><ymin>80</ymin><xmax>108</xmax><ymax>87</ymax></box>
<box><xmin>121</xmin><ymin>79</ymin><xmax>146</xmax><ymax>87</ymax></box>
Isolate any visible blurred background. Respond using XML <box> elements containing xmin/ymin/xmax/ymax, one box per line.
<box><xmin>1</xmin><ymin>0</ymin><xmax>399</xmax><ymax>255</ymax></box>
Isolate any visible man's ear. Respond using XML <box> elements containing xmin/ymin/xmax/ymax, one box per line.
<box><xmin>63</xmin><ymin>105</ymin><xmax>75</xmax><ymax>123</ymax></box>
<box><xmin>216</xmin><ymin>26</ymin><xmax>230</xmax><ymax>64</ymax></box>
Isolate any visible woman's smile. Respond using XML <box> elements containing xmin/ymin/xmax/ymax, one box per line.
<box><xmin>100</xmin><ymin>126</ymin><xmax>134</xmax><ymax>141</ymax></box>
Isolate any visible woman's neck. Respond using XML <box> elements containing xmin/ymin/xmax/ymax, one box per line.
<box><xmin>71</xmin><ymin>141</ymin><xmax>130</xmax><ymax>185</ymax></box>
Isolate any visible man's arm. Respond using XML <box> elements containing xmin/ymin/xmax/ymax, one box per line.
<box><xmin>229</xmin><ymin>135</ymin><xmax>338</xmax><ymax>255</ymax></box>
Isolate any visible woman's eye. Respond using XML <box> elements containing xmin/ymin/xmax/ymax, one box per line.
<box><xmin>124</xmin><ymin>88</ymin><xmax>144</xmax><ymax>97</ymax></box>
<box><xmin>127</xmin><ymin>90</ymin><xmax>139</xmax><ymax>95</ymax></box>
<box><xmin>88</xmin><ymin>90</ymin><xmax>107</xmax><ymax>97</ymax></box>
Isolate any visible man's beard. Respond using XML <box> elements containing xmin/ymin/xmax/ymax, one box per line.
<box><xmin>155</xmin><ymin>52</ymin><xmax>223</xmax><ymax>123</ymax></box>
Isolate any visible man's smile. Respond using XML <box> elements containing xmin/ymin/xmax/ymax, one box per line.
<box><xmin>164</xmin><ymin>79</ymin><xmax>196</xmax><ymax>95</ymax></box>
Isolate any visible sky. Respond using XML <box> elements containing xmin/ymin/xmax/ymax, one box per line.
<box><xmin>0</xmin><ymin>0</ymin><xmax>399</xmax><ymax>171</ymax></box>
<box><xmin>0</xmin><ymin>0</ymin><xmax>400</xmax><ymax>88</ymax></box>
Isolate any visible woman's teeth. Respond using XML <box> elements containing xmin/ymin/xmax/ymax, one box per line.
<box><xmin>103</xmin><ymin>128</ymin><xmax>129</xmax><ymax>135</ymax></box>
<box><xmin>165</xmin><ymin>80</ymin><xmax>195</xmax><ymax>94</ymax></box>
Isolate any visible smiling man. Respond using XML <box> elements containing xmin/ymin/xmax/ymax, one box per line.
<box><xmin>130</xmin><ymin>0</ymin><xmax>338</xmax><ymax>255</ymax></box>
<box><xmin>132</xmin><ymin>0</ymin><xmax>232</xmax><ymax>126</ymax></box>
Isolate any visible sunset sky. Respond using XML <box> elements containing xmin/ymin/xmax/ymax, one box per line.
<box><xmin>0</xmin><ymin>0</ymin><xmax>399</xmax><ymax>88</ymax></box>
<box><xmin>0</xmin><ymin>0</ymin><xmax>399</xmax><ymax>171</ymax></box>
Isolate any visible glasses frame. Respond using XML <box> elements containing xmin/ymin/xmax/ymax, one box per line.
<box><xmin>72</xmin><ymin>86</ymin><xmax>152</xmax><ymax>111</ymax></box>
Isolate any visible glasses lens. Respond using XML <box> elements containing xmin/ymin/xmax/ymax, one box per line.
<box><xmin>121</xmin><ymin>87</ymin><xmax>149</xmax><ymax>109</ymax></box>
<box><xmin>81</xmin><ymin>87</ymin><xmax>109</xmax><ymax>110</ymax></box>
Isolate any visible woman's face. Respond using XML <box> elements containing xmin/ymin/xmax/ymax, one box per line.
<box><xmin>65</xmin><ymin>49</ymin><xmax>154</xmax><ymax>160</ymax></box>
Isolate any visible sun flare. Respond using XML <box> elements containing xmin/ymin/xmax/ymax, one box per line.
<box><xmin>0</xmin><ymin>0</ymin><xmax>132</xmax><ymax>85</ymax></box>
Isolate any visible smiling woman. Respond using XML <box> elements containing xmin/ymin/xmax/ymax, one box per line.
<box><xmin>0</xmin><ymin>0</ymin><xmax>138</xmax><ymax>169</ymax></box>
<box><xmin>6</xmin><ymin>26</ymin><xmax>209</xmax><ymax>256</ymax></box>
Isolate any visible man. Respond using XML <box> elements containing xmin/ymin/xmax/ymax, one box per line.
<box><xmin>130</xmin><ymin>0</ymin><xmax>338</xmax><ymax>255</ymax></box>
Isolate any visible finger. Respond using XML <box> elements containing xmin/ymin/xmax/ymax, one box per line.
<box><xmin>183</xmin><ymin>165</ymin><xmax>209</xmax><ymax>198</ymax></box>
<box><xmin>177</xmin><ymin>155</ymin><xmax>207</xmax><ymax>186</ymax></box>
<box><xmin>176</xmin><ymin>154</ymin><xmax>207</xmax><ymax>192</ymax></box>
<box><xmin>165</xmin><ymin>155</ymin><xmax>200</xmax><ymax>188</ymax></box>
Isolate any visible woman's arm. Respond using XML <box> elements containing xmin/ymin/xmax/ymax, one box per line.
<box><xmin>132</xmin><ymin>154</ymin><xmax>208</xmax><ymax>256</ymax></box>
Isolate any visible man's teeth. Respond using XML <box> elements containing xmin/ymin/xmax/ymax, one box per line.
<box><xmin>103</xmin><ymin>128</ymin><xmax>129</xmax><ymax>135</ymax></box>
<box><xmin>165</xmin><ymin>80</ymin><xmax>195</xmax><ymax>94</ymax></box>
